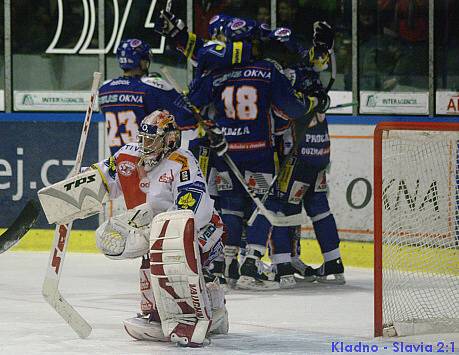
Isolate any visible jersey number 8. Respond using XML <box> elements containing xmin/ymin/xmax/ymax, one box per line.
<box><xmin>222</xmin><ymin>85</ymin><xmax>258</xmax><ymax>120</ymax></box>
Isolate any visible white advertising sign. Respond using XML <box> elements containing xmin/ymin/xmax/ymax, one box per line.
<box><xmin>0</xmin><ymin>90</ymin><xmax>4</xmax><ymax>111</ymax></box>
<box><xmin>328</xmin><ymin>91</ymin><xmax>353</xmax><ymax>114</ymax></box>
<box><xmin>14</xmin><ymin>91</ymin><xmax>99</xmax><ymax>111</ymax></box>
<box><xmin>360</xmin><ymin>91</ymin><xmax>428</xmax><ymax>115</ymax></box>
<box><xmin>436</xmin><ymin>91</ymin><xmax>459</xmax><ymax>115</ymax></box>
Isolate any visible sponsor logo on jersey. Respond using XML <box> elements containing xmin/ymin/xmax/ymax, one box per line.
<box><xmin>304</xmin><ymin>133</ymin><xmax>330</xmax><ymax>143</ymax></box>
<box><xmin>99</xmin><ymin>93</ymin><xmax>144</xmax><ymax>105</ymax></box>
<box><xmin>221</xmin><ymin>126</ymin><xmax>250</xmax><ymax>136</ymax></box>
<box><xmin>176</xmin><ymin>190</ymin><xmax>202</xmax><ymax>213</ymax></box>
<box><xmin>168</xmin><ymin>152</ymin><xmax>190</xmax><ymax>172</ymax></box>
<box><xmin>228</xmin><ymin>141</ymin><xmax>267</xmax><ymax>151</ymax></box>
<box><xmin>245</xmin><ymin>171</ymin><xmax>271</xmax><ymax>194</ymax></box>
<box><xmin>274</xmin><ymin>27</ymin><xmax>291</xmax><ymax>38</ymax></box>
<box><xmin>288</xmin><ymin>181</ymin><xmax>309</xmax><ymax>204</ymax></box>
<box><xmin>214</xmin><ymin>68</ymin><xmax>272</xmax><ymax>87</ymax></box>
<box><xmin>300</xmin><ymin>147</ymin><xmax>331</xmax><ymax>156</ymax></box>
<box><xmin>215</xmin><ymin>171</ymin><xmax>233</xmax><ymax>191</ymax></box>
<box><xmin>159</xmin><ymin>169</ymin><xmax>174</xmax><ymax>183</ymax></box>
<box><xmin>315</xmin><ymin>170</ymin><xmax>328</xmax><ymax>192</ymax></box>
<box><xmin>139</xmin><ymin>177</ymin><xmax>150</xmax><ymax>193</ymax></box>
<box><xmin>180</xmin><ymin>170</ymin><xmax>191</xmax><ymax>182</ymax></box>
<box><xmin>118</xmin><ymin>160</ymin><xmax>136</xmax><ymax>177</ymax></box>
<box><xmin>109</xmin><ymin>79</ymin><xmax>131</xmax><ymax>86</ymax></box>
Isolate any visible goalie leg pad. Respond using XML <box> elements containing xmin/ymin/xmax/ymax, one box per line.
<box><xmin>149</xmin><ymin>210</ymin><xmax>213</xmax><ymax>347</ymax></box>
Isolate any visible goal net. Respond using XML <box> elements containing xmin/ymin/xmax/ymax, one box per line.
<box><xmin>374</xmin><ymin>122</ymin><xmax>459</xmax><ymax>337</ymax></box>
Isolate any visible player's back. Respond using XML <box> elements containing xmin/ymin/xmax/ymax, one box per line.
<box><xmin>99</xmin><ymin>76</ymin><xmax>153</xmax><ymax>154</ymax></box>
<box><xmin>198</xmin><ymin>60</ymin><xmax>289</xmax><ymax>157</ymax></box>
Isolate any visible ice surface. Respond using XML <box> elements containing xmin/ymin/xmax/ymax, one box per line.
<box><xmin>0</xmin><ymin>252</ymin><xmax>457</xmax><ymax>354</ymax></box>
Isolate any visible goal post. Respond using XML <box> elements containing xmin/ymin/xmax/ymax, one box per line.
<box><xmin>374</xmin><ymin>122</ymin><xmax>459</xmax><ymax>337</ymax></box>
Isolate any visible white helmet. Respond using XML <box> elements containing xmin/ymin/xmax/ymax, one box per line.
<box><xmin>137</xmin><ymin>110</ymin><xmax>180</xmax><ymax>170</ymax></box>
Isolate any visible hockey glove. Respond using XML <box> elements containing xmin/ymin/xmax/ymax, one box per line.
<box><xmin>205</xmin><ymin>122</ymin><xmax>228</xmax><ymax>157</ymax></box>
<box><xmin>313</xmin><ymin>21</ymin><xmax>334</xmax><ymax>51</ymax></box>
<box><xmin>155</xmin><ymin>10</ymin><xmax>187</xmax><ymax>39</ymax></box>
<box><xmin>312</xmin><ymin>90</ymin><xmax>331</xmax><ymax>113</ymax></box>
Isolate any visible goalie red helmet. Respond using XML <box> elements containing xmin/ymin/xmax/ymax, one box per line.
<box><xmin>138</xmin><ymin>110</ymin><xmax>180</xmax><ymax>169</ymax></box>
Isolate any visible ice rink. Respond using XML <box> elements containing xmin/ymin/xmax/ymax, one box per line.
<box><xmin>0</xmin><ymin>252</ymin><xmax>457</xmax><ymax>355</ymax></box>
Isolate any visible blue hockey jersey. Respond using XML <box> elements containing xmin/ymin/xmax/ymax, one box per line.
<box><xmin>189</xmin><ymin>59</ymin><xmax>314</xmax><ymax>161</ymax></box>
<box><xmin>291</xmin><ymin>65</ymin><xmax>330</xmax><ymax>168</ymax></box>
<box><xmin>98</xmin><ymin>75</ymin><xmax>195</xmax><ymax>155</ymax></box>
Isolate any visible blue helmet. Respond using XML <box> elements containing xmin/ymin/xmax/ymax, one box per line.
<box><xmin>223</xmin><ymin>17</ymin><xmax>258</xmax><ymax>41</ymax></box>
<box><xmin>208</xmin><ymin>14</ymin><xmax>232</xmax><ymax>39</ymax></box>
<box><xmin>116</xmin><ymin>39</ymin><xmax>151</xmax><ymax>70</ymax></box>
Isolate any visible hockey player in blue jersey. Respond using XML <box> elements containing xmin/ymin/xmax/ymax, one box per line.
<box><xmin>274</xmin><ymin>22</ymin><xmax>345</xmax><ymax>284</ymax></box>
<box><xmin>98</xmin><ymin>39</ymin><xmax>195</xmax><ymax>155</ymax></box>
<box><xmin>188</xmin><ymin>44</ymin><xmax>330</xmax><ymax>290</ymax></box>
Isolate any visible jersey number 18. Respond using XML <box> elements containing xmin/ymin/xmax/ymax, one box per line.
<box><xmin>222</xmin><ymin>85</ymin><xmax>258</xmax><ymax>121</ymax></box>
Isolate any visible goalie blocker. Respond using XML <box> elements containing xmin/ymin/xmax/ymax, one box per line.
<box><xmin>37</xmin><ymin>168</ymin><xmax>109</xmax><ymax>225</ymax></box>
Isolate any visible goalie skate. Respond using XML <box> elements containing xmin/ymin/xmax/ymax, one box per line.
<box><xmin>123</xmin><ymin>312</ymin><xmax>166</xmax><ymax>342</ymax></box>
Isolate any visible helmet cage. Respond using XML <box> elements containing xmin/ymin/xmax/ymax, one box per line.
<box><xmin>137</xmin><ymin>111</ymin><xmax>180</xmax><ymax>168</ymax></box>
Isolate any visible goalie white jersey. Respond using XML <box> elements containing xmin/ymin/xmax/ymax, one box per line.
<box><xmin>93</xmin><ymin>143</ymin><xmax>216</xmax><ymax>231</ymax></box>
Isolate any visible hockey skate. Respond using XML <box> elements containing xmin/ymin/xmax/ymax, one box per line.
<box><xmin>274</xmin><ymin>262</ymin><xmax>297</xmax><ymax>289</ymax></box>
<box><xmin>208</xmin><ymin>259</ymin><xmax>229</xmax><ymax>291</ymax></box>
<box><xmin>315</xmin><ymin>257</ymin><xmax>345</xmax><ymax>285</ymax></box>
<box><xmin>291</xmin><ymin>257</ymin><xmax>316</xmax><ymax>282</ymax></box>
<box><xmin>236</xmin><ymin>250</ymin><xmax>279</xmax><ymax>290</ymax></box>
<box><xmin>123</xmin><ymin>311</ymin><xmax>166</xmax><ymax>342</ymax></box>
<box><xmin>223</xmin><ymin>246</ymin><xmax>240</xmax><ymax>288</ymax></box>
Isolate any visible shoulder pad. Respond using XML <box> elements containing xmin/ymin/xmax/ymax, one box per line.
<box><xmin>141</xmin><ymin>77</ymin><xmax>173</xmax><ymax>91</ymax></box>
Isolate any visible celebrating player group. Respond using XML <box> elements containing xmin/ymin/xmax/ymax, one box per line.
<box><xmin>38</xmin><ymin>4</ymin><xmax>345</xmax><ymax>348</ymax></box>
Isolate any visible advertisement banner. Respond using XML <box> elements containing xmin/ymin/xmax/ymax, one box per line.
<box><xmin>0</xmin><ymin>121</ymin><xmax>99</xmax><ymax>229</ymax></box>
<box><xmin>14</xmin><ymin>91</ymin><xmax>100</xmax><ymax>111</ymax></box>
<box><xmin>436</xmin><ymin>91</ymin><xmax>459</xmax><ymax>115</ymax></box>
<box><xmin>0</xmin><ymin>90</ymin><xmax>4</xmax><ymax>111</ymax></box>
<box><xmin>360</xmin><ymin>91</ymin><xmax>428</xmax><ymax>115</ymax></box>
<box><xmin>328</xmin><ymin>91</ymin><xmax>353</xmax><ymax>114</ymax></box>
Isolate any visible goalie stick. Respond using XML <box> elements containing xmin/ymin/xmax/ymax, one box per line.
<box><xmin>247</xmin><ymin>49</ymin><xmax>337</xmax><ymax>226</ymax></box>
<box><xmin>42</xmin><ymin>72</ymin><xmax>101</xmax><ymax>339</ymax></box>
<box><xmin>0</xmin><ymin>199</ymin><xmax>40</xmax><ymax>254</ymax></box>
<box><xmin>160</xmin><ymin>66</ymin><xmax>305</xmax><ymax>227</ymax></box>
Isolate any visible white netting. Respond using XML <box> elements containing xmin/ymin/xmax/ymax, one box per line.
<box><xmin>381</xmin><ymin>129</ymin><xmax>459</xmax><ymax>336</ymax></box>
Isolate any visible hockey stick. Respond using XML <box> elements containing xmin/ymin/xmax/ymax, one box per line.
<box><xmin>329</xmin><ymin>101</ymin><xmax>358</xmax><ymax>110</ymax></box>
<box><xmin>42</xmin><ymin>72</ymin><xmax>101</xmax><ymax>339</ymax></box>
<box><xmin>160</xmin><ymin>66</ymin><xmax>304</xmax><ymax>226</ymax></box>
<box><xmin>0</xmin><ymin>199</ymin><xmax>40</xmax><ymax>254</ymax></box>
<box><xmin>247</xmin><ymin>49</ymin><xmax>337</xmax><ymax>226</ymax></box>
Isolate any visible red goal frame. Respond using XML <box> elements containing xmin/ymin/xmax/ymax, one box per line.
<box><xmin>373</xmin><ymin>121</ymin><xmax>459</xmax><ymax>337</ymax></box>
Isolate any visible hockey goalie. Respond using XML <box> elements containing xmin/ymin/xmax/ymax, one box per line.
<box><xmin>38</xmin><ymin>110</ymin><xmax>228</xmax><ymax>347</ymax></box>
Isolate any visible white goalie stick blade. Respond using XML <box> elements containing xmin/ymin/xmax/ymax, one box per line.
<box><xmin>0</xmin><ymin>199</ymin><xmax>40</xmax><ymax>254</ymax></box>
<box><xmin>42</xmin><ymin>277</ymin><xmax>92</xmax><ymax>339</ymax></box>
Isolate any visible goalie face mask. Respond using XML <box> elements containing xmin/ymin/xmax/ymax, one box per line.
<box><xmin>138</xmin><ymin>110</ymin><xmax>180</xmax><ymax>170</ymax></box>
